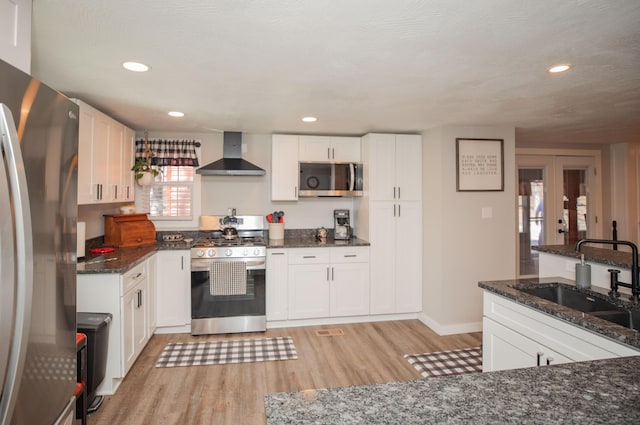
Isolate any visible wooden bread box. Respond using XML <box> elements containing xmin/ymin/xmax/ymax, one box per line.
<box><xmin>104</xmin><ymin>214</ymin><xmax>156</xmax><ymax>247</ymax></box>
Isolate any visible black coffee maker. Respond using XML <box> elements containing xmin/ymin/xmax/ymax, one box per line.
<box><xmin>334</xmin><ymin>209</ymin><xmax>352</xmax><ymax>240</ymax></box>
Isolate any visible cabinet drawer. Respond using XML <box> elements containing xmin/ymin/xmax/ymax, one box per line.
<box><xmin>330</xmin><ymin>247</ymin><xmax>369</xmax><ymax>263</ymax></box>
<box><xmin>123</xmin><ymin>262</ymin><xmax>146</xmax><ymax>295</ymax></box>
<box><xmin>289</xmin><ymin>249</ymin><xmax>331</xmax><ymax>265</ymax></box>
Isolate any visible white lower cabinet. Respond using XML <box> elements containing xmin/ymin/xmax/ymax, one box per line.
<box><xmin>155</xmin><ymin>250</ymin><xmax>191</xmax><ymax>328</ymax></box>
<box><xmin>286</xmin><ymin>247</ymin><xmax>369</xmax><ymax>320</ymax></box>
<box><xmin>482</xmin><ymin>291</ymin><xmax>640</xmax><ymax>372</ymax></box>
<box><xmin>77</xmin><ymin>258</ymin><xmax>153</xmax><ymax>395</ymax></box>
<box><xmin>266</xmin><ymin>249</ymin><xmax>289</xmax><ymax>321</ymax></box>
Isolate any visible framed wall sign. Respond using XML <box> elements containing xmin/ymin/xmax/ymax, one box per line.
<box><xmin>456</xmin><ymin>138</ymin><xmax>504</xmax><ymax>191</ymax></box>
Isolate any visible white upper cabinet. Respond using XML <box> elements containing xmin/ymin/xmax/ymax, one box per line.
<box><xmin>271</xmin><ymin>134</ymin><xmax>299</xmax><ymax>201</ymax></box>
<box><xmin>0</xmin><ymin>0</ymin><xmax>31</xmax><ymax>73</ymax></box>
<box><xmin>367</xmin><ymin>133</ymin><xmax>421</xmax><ymax>201</ymax></box>
<box><xmin>298</xmin><ymin>135</ymin><xmax>360</xmax><ymax>162</ymax></box>
<box><xmin>75</xmin><ymin>99</ymin><xmax>135</xmax><ymax>204</ymax></box>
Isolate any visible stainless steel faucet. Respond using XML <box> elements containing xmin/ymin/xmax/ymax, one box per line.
<box><xmin>576</xmin><ymin>239</ymin><xmax>639</xmax><ymax>303</ymax></box>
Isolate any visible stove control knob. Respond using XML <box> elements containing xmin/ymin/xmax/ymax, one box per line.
<box><xmin>242</xmin><ymin>248</ymin><xmax>249</xmax><ymax>256</ymax></box>
<box><xmin>254</xmin><ymin>248</ymin><xmax>261</xmax><ymax>256</ymax></box>
<box><xmin>197</xmin><ymin>250</ymin><xmax>205</xmax><ymax>257</ymax></box>
<box><xmin>225</xmin><ymin>249</ymin><xmax>233</xmax><ymax>257</ymax></box>
<box><xmin>207</xmin><ymin>249</ymin><xmax>215</xmax><ymax>257</ymax></box>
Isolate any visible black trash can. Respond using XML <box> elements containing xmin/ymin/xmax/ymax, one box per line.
<box><xmin>77</xmin><ymin>312</ymin><xmax>112</xmax><ymax>413</ymax></box>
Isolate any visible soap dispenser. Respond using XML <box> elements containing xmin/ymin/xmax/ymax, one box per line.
<box><xmin>575</xmin><ymin>254</ymin><xmax>591</xmax><ymax>289</ymax></box>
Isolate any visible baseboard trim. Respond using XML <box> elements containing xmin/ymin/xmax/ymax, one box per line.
<box><xmin>267</xmin><ymin>313</ymin><xmax>418</xmax><ymax>329</ymax></box>
<box><xmin>418</xmin><ymin>312</ymin><xmax>482</xmax><ymax>336</ymax></box>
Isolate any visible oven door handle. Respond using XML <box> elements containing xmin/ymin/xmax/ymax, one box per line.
<box><xmin>191</xmin><ymin>259</ymin><xmax>266</xmax><ymax>271</ymax></box>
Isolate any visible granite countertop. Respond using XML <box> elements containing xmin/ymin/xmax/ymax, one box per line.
<box><xmin>533</xmin><ymin>244</ymin><xmax>638</xmax><ymax>270</ymax></box>
<box><xmin>78</xmin><ymin>229</ymin><xmax>369</xmax><ymax>274</ymax></box>
<box><xmin>267</xmin><ymin>236</ymin><xmax>370</xmax><ymax>249</ymax></box>
<box><xmin>479</xmin><ymin>277</ymin><xmax>640</xmax><ymax>349</ymax></box>
<box><xmin>77</xmin><ymin>244</ymin><xmax>157</xmax><ymax>274</ymax></box>
<box><xmin>265</xmin><ymin>356</ymin><xmax>640</xmax><ymax>424</ymax></box>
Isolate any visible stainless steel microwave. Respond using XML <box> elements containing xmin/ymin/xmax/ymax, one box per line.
<box><xmin>299</xmin><ymin>162</ymin><xmax>363</xmax><ymax>197</ymax></box>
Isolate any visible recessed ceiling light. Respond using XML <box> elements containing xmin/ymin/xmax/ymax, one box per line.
<box><xmin>548</xmin><ymin>64</ymin><xmax>572</xmax><ymax>73</ymax></box>
<box><xmin>122</xmin><ymin>61</ymin><xmax>150</xmax><ymax>72</ymax></box>
<box><xmin>302</xmin><ymin>116</ymin><xmax>317</xmax><ymax>122</ymax></box>
<box><xmin>168</xmin><ymin>111</ymin><xmax>184</xmax><ymax>117</ymax></box>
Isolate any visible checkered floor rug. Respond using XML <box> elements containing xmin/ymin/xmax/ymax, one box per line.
<box><xmin>155</xmin><ymin>336</ymin><xmax>298</xmax><ymax>368</ymax></box>
<box><xmin>404</xmin><ymin>346</ymin><xmax>482</xmax><ymax>378</ymax></box>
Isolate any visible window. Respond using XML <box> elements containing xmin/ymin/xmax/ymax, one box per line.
<box><xmin>149</xmin><ymin>165</ymin><xmax>194</xmax><ymax>219</ymax></box>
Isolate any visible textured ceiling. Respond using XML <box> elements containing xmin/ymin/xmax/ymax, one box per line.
<box><xmin>30</xmin><ymin>0</ymin><xmax>640</xmax><ymax>145</ymax></box>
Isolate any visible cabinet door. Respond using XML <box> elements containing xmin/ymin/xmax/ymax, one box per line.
<box><xmin>298</xmin><ymin>135</ymin><xmax>330</xmax><ymax>161</ymax></box>
<box><xmin>266</xmin><ymin>249</ymin><xmax>288</xmax><ymax>321</ymax></box>
<box><xmin>394</xmin><ymin>134</ymin><xmax>422</xmax><ymax>201</ymax></box>
<box><xmin>482</xmin><ymin>317</ymin><xmax>571</xmax><ymax>372</ymax></box>
<box><xmin>92</xmin><ymin>113</ymin><xmax>110</xmax><ymax>202</ymax></box>
<box><xmin>147</xmin><ymin>253</ymin><xmax>157</xmax><ymax>335</ymax></box>
<box><xmin>288</xmin><ymin>264</ymin><xmax>330</xmax><ymax>319</ymax></box>
<box><xmin>106</xmin><ymin>121</ymin><xmax>123</xmax><ymax>202</ymax></box>
<box><xmin>134</xmin><ymin>287</ymin><xmax>147</xmax><ymax>352</ymax></box>
<box><xmin>331</xmin><ymin>137</ymin><xmax>361</xmax><ymax>162</ymax></box>
<box><xmin>369</xmin><ymin>202</ymin><xmax>396</xmax><ymax>314</ymax></box>
<box><xmin>271</xmin><ymin>135</ymin><xmax>299</xmax><ymax>201</ymax></box>
<box><xmin>395</xmin><ymin>201</ymin><xmax>422</xmax><ymax>313</ymax></box>
<box><xmin>330</xmin><ymin>262</ymin><xmax>369</xmax><ymax>316</ymax></box>
<box><xmin>367</xmin><ymin>134</ymin><xmax>396</xmax><ymax>201</ymax></box>
<box><xmin>156</xmin><ymin>251</ymin><xmax>190</xmax><ymax>327</ymax></box>
<box><xmin>0</xmin><ymin>0</ymin><xmax>31</xmax><ymax>73</ymax></box>
<box><xmin>120</xmin><ymin>127</ymin><xmax>135</xmax><ymax>202</ymax></box>
<box><xmin>77</xmin><ymin>105</ymin><xmax>95</xmax><ymax>204</ymax></box>
<box><xmin>122</xmin><ymin>288</ymin><xmax>138</xmax><ymax>373</ymax></box>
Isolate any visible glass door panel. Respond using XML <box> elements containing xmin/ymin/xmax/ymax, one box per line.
<box><xmin>518</xmin><ymin>168</ymin><xmax>545</xmax><ymax>276</ymax></box>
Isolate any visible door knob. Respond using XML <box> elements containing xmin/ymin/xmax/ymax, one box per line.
<box><xmin>557</xmin><ymin>229</ymin><xmax>567</xmax><ymax>234</ymax></box>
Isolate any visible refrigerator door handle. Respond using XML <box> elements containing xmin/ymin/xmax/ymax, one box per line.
<box><xmin>0</xmin><ymin>103</ymin><xmax>35</xmax><ymax>425</ymax></box>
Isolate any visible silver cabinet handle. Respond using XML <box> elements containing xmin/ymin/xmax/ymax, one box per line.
<box><xmin>332</xmin><ymin>147</ymin><xmax>335</xmax><ymax>159</ymax></box>
<box><xmin>393</xmin><ymin>187</ymin><xmax>396</xmax><ymax>199</ymax></box>
<box><xmin>303</xmin><ymin>255</ymin><xmax>316</xmax><ymax>259</ymax></box>
<box><xmin>398</xmin><ymin>204</ymin><xmax>401</xmax><ymax>217</ymax></box>
<box><xmin>398</xmin><ymin>187</ymin><xmax>401</xmax><ymax>199</ymax></box>
<box><xmin>327</xmin><ymin>147</ymin><xmax>330</xmax><ymax>159</ymax></box>
<box><xmin>181</xmin><ymin>256</ymin><xmax>184</xmax><ymax>270</ymax></box>
<box><xmin>331</xmin><ymin>267</ymin><xmax>334</xmax><ymax>280</ymax></box>
<box><xmin>326</xmin><ymin>267</ymin><xmax>330</xmax><ymax>280</ymax></box>
<box><xmin>270</xmin><ymin>252</ymin><xmax>285</xmax><ymax>256</ymax></box>
<box><xmin>114</xmin><ymin>184</ymin><xmax>118</xmax><ymax>200</ymax></box>
<box><xmin>344</xmin><ymin>254</ymin><xmax>357</xmax><ymax>258</ymax></box>
<box><xmin>393</xmin><ymin>204</ymin><xmax>396</xmax><ymax>217</ymax></box>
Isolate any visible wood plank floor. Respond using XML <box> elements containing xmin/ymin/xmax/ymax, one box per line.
<box><xmin>87</xmin><ymin>320</ymin><xmax>481</xmax><ymax>425</ymax></box>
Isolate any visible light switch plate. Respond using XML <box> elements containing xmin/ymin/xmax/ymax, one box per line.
<box><xmin>481</xmin><ymin>207</ymin><xmax>493</xmax><ymax>219</ymax></box>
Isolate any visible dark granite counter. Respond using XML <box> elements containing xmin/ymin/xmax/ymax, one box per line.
<box><xmin>265</xmin><ymin>356</ymin><xmax>640</xmax><ymax>424</ymax></box>
<box><xmin>77</xmin><ymin>244</ymin><xmax>157</xmax><ymax>274</ymax></box>
<box><xmin>267</xmin><ymin>236</ymin><xmax>370</xmax><ymax>249</ymax></box>
<box><xmin>479</xmin><ymin>277</ymin><xmax>640</xmax><ymax>349</ymax></box>
<box><xmin>266</xmin><ymin>228</ymin><xmax>369</xmax><ymax>248</ymax></box>
<box><xmin>533</xmin><ymin>244</ymin><xmax>637</xmax><ymax>270</ymax></box>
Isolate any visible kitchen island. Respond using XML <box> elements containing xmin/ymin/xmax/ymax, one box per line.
<box><xmin>265</xmin><ymin>355</ymin><xmax>640</xmax><ymax>424</ymax></box>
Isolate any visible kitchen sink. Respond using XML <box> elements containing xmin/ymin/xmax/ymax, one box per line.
<box><xmin>517</xmin><ymin>284</ymin><xmax>640</xmax><ymax>332</ymax></box>
<box><xmin>519</xmin><ymin>285</ymin><xmax>621</xmax><ymax>313</ymax></box>
<box><xmin>590</xmin><ymin>309</ymin><xmax>640</xmax><ymax>332</ymax></box>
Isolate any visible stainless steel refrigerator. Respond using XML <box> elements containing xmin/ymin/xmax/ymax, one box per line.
<box><xmin>0</xmin><ymin>59</ymin><xmax>79</xmax><ymax>425</ymax></box>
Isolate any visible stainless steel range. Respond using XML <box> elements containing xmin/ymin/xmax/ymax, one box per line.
<box><xmin>190</xmin><ymin>215</ymin><xmax>266</xmax><ymax>335</ymax></box>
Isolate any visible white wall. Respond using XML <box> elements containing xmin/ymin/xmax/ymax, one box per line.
<box><xmin>139</xmin><ymin>131</ymin><xmax>355</xmax><ymax>231</ymax></box>
<box><xmin>421</xmin><ymin>125</ymin><xmax>517</xmax><ymax>334</ymax></box>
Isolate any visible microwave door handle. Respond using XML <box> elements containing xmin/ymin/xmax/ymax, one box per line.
<box><xmin>349</xmin><ymin>163</ymin><xmax>355</xmax><ymax>191</ymax></box>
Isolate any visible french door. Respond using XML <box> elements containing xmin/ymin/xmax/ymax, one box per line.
<box><xmin>517</xmin><ymin>154</ymin><xmax>600</xmax><ymax>277</ymax></box>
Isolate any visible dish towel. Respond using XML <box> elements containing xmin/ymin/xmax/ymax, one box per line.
<box><xmin>210</xmin><ymin>261</ymin><xmax>247</xmax><ymax>296</ymax></box>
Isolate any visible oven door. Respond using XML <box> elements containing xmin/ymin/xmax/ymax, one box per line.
<box><xmin>190</xmin><ymin>257</ymin><xmax>266</xmax><ymax>319</ymax></box>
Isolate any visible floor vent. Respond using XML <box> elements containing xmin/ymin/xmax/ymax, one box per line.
<box><xmin>315</xmin><ymin>328</ymin><xmax>344</xmax><ymax>337</ymax></box>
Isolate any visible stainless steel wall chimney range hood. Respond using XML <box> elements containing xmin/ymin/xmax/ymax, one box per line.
<box><xmin>196</xmin><ymin>131</ymin><xmax>265</xmax><ymax>176</ymax></box>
